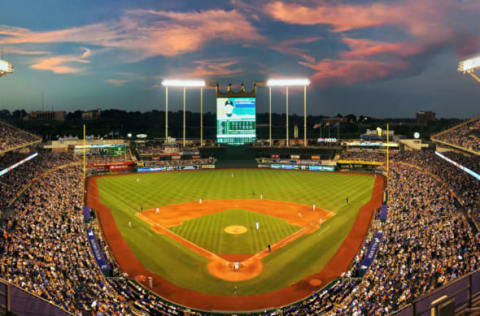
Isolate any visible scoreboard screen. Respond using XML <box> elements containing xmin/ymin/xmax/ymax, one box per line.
<box><xmin>217</xmin><ymin>97</ymin><xmax>256</xmax><ymax>145</ymax></box>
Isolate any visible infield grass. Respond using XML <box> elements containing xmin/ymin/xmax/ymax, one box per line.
<box><xmin>96</xmin><ymin>169</ymin><xmax>374</xmax><ymax>296</ymax></box>
<box><xmin>170</xmin><ymin>209</ymin><xmax>301</xmax><ymax>254</ymax></box>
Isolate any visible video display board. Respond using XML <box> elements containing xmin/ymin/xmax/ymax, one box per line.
<box><xmin>217</xmin><ymin>97</ymin><xmax>256</xmax><ymax>145</ymax></box>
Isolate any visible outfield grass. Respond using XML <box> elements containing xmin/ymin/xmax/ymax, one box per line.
<box><xmin>96</xmin><ymin>169</ymin><xmax>374</xmax><ymax>296</ymax></box>
<box><xmin>170</xmin><ymin>209</ymin><xmax>301</xmax><ymax>254</ymax></box>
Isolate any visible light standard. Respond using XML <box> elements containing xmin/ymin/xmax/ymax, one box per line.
<box><xmin>161</xmin><ymin>80</ymin><xmax>206</xmax><ymax>147</ymax></box>
<box><xmin>458</xmin><ymin>55</ymin><xmax>480</xmax><ymax>84</ymax></box>
<box><xmin>266</xmin><ymin>79</ymin><xmax>310</xmax><ymax>147</ymax></box>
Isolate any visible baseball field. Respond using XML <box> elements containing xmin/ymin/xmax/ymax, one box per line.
<box><xmin>87</xmin><ymin>169</ymin><xmax>385</xmax><ymax>311</ymax></box>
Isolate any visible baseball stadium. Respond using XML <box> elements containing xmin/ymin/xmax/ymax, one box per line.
<box><xmin>1</xmin><ymin>3</ymin><xmax>480</xmax><ymax>315</ymax></box>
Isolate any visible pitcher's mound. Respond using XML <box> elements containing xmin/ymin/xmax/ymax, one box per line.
<box><xmin>224</xmin><ymin>225</ymin><xmax>248</xmax><ymax>235</ymax></box>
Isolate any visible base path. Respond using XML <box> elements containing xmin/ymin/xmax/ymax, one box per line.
<box><xmin>137</xmin><ymin>199</ymin><xmax>333</xmax><ymax>282</ymax></box>
<box><xmin>86</xmin><ymin>173</ymin><xmax>385</xmax><ymax>311</ymax></box>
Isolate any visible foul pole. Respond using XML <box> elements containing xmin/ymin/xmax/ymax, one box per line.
<box><xmin>386</xmin><ymin>123</ymin><xmax>389</xmax><ymax>177</ymax></box>
<box><xmin>83</xmin><ymin>124</ymin><xmax>86</xmax><ymax>180</ymax></box>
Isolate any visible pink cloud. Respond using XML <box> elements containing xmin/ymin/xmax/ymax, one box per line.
<box><xmin>187</xmin><ymin>59</ymin><xmax>244</xmax><ymax>78</ymax></box>
<box><xmin>3</xmin><ymin>47</ymin><xmax>49</xmax><ymax>55</ymax></box>
<box><xmin>265</xmin><ymin>0</ymin><xmax>454</xmax><ymax>36</ymax></box>
<box><xmin>0</xmin><ymin>9</ymin><xmax>263</xmax><ymax>61</ymax></box>
<box><xmin>261</xmin><ymin>0</ymin><xmax>480</xmax><ymax>86</ymax></box>
<box><xmin>31</xmin><ymin>48</ymin><xmax>90</xmax><ymax>74</ymax></box>
<box><xmin>339</xmin><ymin>38</ymin><xmax>425</xmax><ymax>59</ymax></box>
<box><xmin>270</xmin><ymin>37</ymin><xmax>321</xmax><ymax>63</ymax></box>
<box><xmin>299</xmin><ymin>59</ymin><xmax>408</xmax><ymax>86</ymax></box>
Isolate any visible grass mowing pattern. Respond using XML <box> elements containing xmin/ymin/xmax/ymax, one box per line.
<box><xmin>96</xmin><ymin>169</ymin><xmax>374</xmax><ymax>296</ymax></box>
<box><xmin>170</xmin><ymin>209</ymin><xmax>301</xmax><ymax>254</ymax></box>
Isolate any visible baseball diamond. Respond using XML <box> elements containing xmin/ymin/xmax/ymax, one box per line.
<box><xmin>87</xmin><ymin>168</ymin><xmax>385</xmax><ymax>311</ymax></box>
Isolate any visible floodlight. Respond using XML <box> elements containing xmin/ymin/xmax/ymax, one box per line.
<box><xmin>458</xmin><ymin>56</ymin><xmax>480</xmax><ymax>73</ymax></box>
<box><xmin>266</xmin><ymin>79</ymin><xmax>310</xmax><ymax>87</ymax></box>
<box><xmin>161</xmin><ymin>79</ymin><xmax>205</xmax><ymax>87</ymax></box>
<box><xmin>0</xmin><ymin>59</ymin><xmax>13</xmax><ymax>77</ymax></box>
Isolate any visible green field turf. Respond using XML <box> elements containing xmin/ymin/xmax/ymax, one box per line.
<box><xmin>170</xmin><ymin>209</ymin><xmax>301</xmax><ymax>254</ymax></box>
<box><xmin>96</xmin><ymin>169</ymin><xmax>375</xmax><ymax>296</ymax></box>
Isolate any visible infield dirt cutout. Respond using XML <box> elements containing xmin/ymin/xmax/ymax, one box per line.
<box><xmin>137</xmin><ymin>199</ymin><xmax>335</xmax><ymax>282</ymax></box>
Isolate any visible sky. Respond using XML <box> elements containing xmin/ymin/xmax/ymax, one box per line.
<box><xmin>0</xmin><ymin>0</ymin><xmax>479</xmax><ymax>118</ymax></box>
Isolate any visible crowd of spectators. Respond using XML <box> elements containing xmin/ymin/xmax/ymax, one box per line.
<box><xmin>0</xmin><ymin>164</ymin><xmax>131</xmax><ymax>315</ymax></box>
<box><xmin>275</xmin><ymin>162</ymin><xmax>479</xmax><ymax>315</ymax></box>
<box><xmin>256</xmin><ymin>158</ymin><xmax>325</xmax><ymax>166</ymax></box>
<box><xmin>0</xmin><ymin>151</ymin><xmax>215</xmax><ymax>315</ymax></box>
<box><xmin>143</xmin><ymin>157</ymin><xmax>215</xmax><ymax>168</ymax></box>
<box><xmin>0</xmin><ymin>151</ymin><xmax>77</xmax><ymax>209</ymax></box>
<box><xmin>443</xmin><ymin>151</ymin><xmax>480</xmax><ymax>173</ymax></box>
<box><xmin>86</xmin><ymin>154</ymin><xmax>132</xmax><ymax>165</ymax></box>
<box><xmin>340</xmin><ymin>150</ymin><xmax>389</xmax><ymax>162</ymax></box>
<box><xmin>0</xmin><ymin>121</ymin><xmax>40</xmax><ymax>152</ymax></box>
<box><xmin>1</xmin><ymin>134</ymin><xmax>479</xmax><ymax>315</ymax></box>
<box><xmin>434</xmin><ymin>118</ymin><xmax>480</xmax><ymax>153</ymax></box>
<box><xmin>397</xmin><ymin>151</ymin><xmax>480</xmax><ymax>212</ymax></box>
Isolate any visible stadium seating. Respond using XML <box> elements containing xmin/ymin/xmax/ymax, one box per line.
<box><xmin>0</xmin><ymin>120</ymin><xmax>41</xmax><ymax>153</ymax></box>
<box><xmin>0</xmin><ymin>139</ymin><xmax>479</xmax><ymax>315</ymax></box>
<box><xmin>433</xmin><ymin>117</ymin><xmax>480</xmax><ymax>154</ymax></box>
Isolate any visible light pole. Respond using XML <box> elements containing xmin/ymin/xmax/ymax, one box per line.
<box><xmin>161</xmin><ymin>80</ymin><xmax>205</xmax><ymax>147</ymax></box>
<box><xmin>266</xmin><ymin>79</ymin><xmax>310</xmax><ymax>147</ymax></box>
<box><xmin>0</xmin><ymin>59</ymin><xmax>13</xmax><ymax>78</ymax></box>
<box><xmin>458</xmin><ymin>55</ymin><xmax>480</xmax><ymax>84</ymax></box>
<box><xmin>269</xmin><ymin>86</ymin><xmax>272</xmax><ymax>146</ymax></box>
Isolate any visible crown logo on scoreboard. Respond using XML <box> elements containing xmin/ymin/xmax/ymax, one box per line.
<box><xmin>216</xmin><ymin>83</ymin><xmax>256</xmax><ymax>98</ymax></box>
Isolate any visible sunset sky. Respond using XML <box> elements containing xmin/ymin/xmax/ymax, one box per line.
<box><xmin>0</xmin><ymin>0</ymin><xmax>479</xmax><ymax>118</ymax></box>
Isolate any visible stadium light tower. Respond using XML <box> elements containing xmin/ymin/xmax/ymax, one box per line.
<box><xmin>266</xmin><ymin>79</ymin><xmax>310</xmax><ymax>147</ymax></box>
<box><xmin>458</xmin><ymin>55</ymin><xmax>480</xmax><ymax>84</ymax></box>
<box><xmin>0</xmin><ymin>58</ymin><xmax>14</xmax><ymax>77</ymax></box>
<box><xmin>161</xmin><ymin>80</ymin><xmax>206</xmax><ymax>147</ymax></box>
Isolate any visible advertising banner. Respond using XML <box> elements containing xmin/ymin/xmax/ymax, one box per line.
<box><xmin>83</xmin><ymin>206</ymin><xmax>91</xmax><ymax>221</ymax></box>
<box><xmin>86</xmin><ymin>230</ymin><xmax>110</xmax><ymax>271</ymax></box>
<box><xmin>380</xmin><ymin>205</ymin><xmax>388</xmax><ymax>222</ymax></box>
<box><xmin>358</xmin><ymin>230</ymin><xmax>383</xmax><ymax>274</ymax></box>
<box><xmin>309</xmin><ymin>166</ymin><xmax>335</xmax><ymax>171</ymax></box>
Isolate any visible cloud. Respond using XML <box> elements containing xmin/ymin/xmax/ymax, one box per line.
<box><xmin>299</xmin><ymin>59</ymin><xmax>408</xmax><ymax>86</ymax></box>
<box><xmin>2</xmin><ymin>47</ymin><xmax>49</xmax><ymax>55</ymax></box>
<box><xmin>186</xmin><ymin>58</ymin><xmax>244</xmax><ymax>78</ymax></box>
<box><xmin>262</xmin><ymin>0</ymin><xmax>480</xmax><ymax>86</ymax></box>
<box><xmin>265</xmin><ymin>0</ymin><xmax>455</xmax><ymax>36</ymax></box>
<box><xmin>31</xmin><ymin>48</ymin><xmax>90</xmax><ymax>74</ymax></box>
<box><xmin>0</xmin><ymin>9</ymin><xmax>264</xmax><ymax>62</ymax></box>
<box><xmin>270</xmin><ymin>37</ymin><xmax>321</xmax><ymax>63</ymax></box>
<box><xmin>106</xmin><ymin>79</ymin><xmax>128</xmax><ymax>86</ymax></box>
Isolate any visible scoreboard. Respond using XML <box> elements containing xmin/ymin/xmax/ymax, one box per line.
<box><xmin>216</xmin><ymin>97</ymin><xmax>256</xmax><ymax>145</ymax></box>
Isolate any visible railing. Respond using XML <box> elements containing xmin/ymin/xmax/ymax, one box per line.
<box><xmin>392</xmin><ymin>270</ymin><xmax>480</xmax><ymax>316</ymax></box>
<box><xmin>0</xmin><ymin>278</ymin><xmax>73</xmax><ymax>316</ymax></box>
